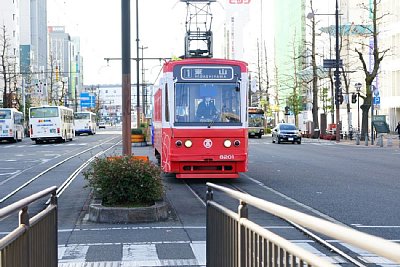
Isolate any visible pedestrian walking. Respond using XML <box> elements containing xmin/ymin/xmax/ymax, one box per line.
<box><xmin>395</xmin><ymin>121</ymin><xmax>400</xmax><ymax>139</ymax></box>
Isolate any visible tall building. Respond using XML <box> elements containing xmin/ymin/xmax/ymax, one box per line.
<box><xmin>0</xmin><ymin>0</ymin><xmax>21</xmax><ymax>107</ymax></box>
<box><xmin>20</xmin><ymin>0</ymin><xmax>48</xmax><ymax>81</ymax></box>
<box><xmin>274</xmin><ymin>0</ymin><xmax>306</xmax><ymax>116</ymax></box>
<box><xmin>379</xmin><ymin>0</ymin><xmax>400</xmax><ymax>129</ymax></box>
<box><xmin>48</xmin><ymin>26</ymin><xmax>71</xmax><ymax>106</ymax></box>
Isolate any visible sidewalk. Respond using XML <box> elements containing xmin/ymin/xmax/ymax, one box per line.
<box><xmin>306</xmin><ymin>133</ymin><xmax>400</xmax><ymax>149</ymax></box>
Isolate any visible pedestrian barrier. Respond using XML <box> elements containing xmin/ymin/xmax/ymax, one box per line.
<box><xmin>0</xmin><ymin>186</ymin><xmax>58</xmax><ymax>267</ymax></box>
<box><xmin>206</xmin><ymin>182</ymin><xmax>400</xmax><ymax>267</ymax></box>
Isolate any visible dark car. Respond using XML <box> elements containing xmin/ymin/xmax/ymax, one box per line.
<box><xmin>272</xmin><ymin>123</ymin><xmax>301</xmax><ymax>144</ymax></box>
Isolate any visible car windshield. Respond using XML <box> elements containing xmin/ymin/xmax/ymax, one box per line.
<box><xmin>280</xmin><ymin>124</ymin><xmax>297</xmax><ymax>130</ymax></box>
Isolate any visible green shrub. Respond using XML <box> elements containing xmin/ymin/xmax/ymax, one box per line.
<box><xmin>131</xmin><ymin>128</ymin><xmax>143</xmax><ymax>135</ymax></box>
<box><xmin>265</xmin><ymin>127</ymin><xmax>272</xmax><ymax>134</ymax></box>
<box><xmin>83</xmin><ymin>156</ymin><xmax>164</xmax><ymax>207</ymax></box>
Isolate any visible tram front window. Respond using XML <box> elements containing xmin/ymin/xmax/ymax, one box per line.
<box><xmin>175</xmin><ymin>83</ymin><xmax>241</xmax><ymax>125</ymax></box>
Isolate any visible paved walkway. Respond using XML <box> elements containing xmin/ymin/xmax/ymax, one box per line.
<box><xmin>307</xmin><ymin>133</ymin><xmax>400</xmax><ymax>149</ymax></box>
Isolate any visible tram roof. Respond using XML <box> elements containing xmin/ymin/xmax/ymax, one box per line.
<box><xmin>163</xmin><ymin>58</ymin><xmax>248</xmax><ymax>72</ymax></box>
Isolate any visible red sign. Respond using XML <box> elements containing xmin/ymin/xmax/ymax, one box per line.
<box><xmin>229</xmin><ymin>0</ymin><xmax>251</xmax><ymax>3</ymax></box>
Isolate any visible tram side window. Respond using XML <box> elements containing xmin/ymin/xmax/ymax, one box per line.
<box><xmin>165</xmin><ymin>83</ymin><xmax>169</xmax><ymax>122</ymax></box>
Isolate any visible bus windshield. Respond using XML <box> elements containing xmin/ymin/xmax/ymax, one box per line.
<box><xmin>175</xmin><ymin>83</ymin><xmax>241</xmax><ymax>124</ymax></box>
<box><xmin>30</xmin><ymin>107</ymin><xmax>59</xmax><ymax>118</ymax></box>
<box><xmin>249</xmin><ymin>113</ymin><xmax>264</xmax><ymax>127</ymax></box>
<box><xmin>74</xmin><ymin>113</ymin><xmax>90</xmax><ymax>120</ymax></box>
<box><xmin>0</xmin><ymin>110</ymin><xmax>11</xmax><ymax>119</ymax></box>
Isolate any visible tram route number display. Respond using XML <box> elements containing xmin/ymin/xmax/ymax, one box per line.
<box><xmin>174</xmin><ymin>65</ymin><xmax>241</xmax><ymax>82</ymax></box>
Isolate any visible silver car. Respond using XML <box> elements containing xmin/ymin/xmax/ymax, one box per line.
<box><xmin>272</xmin><ymin>123</ymin><xmax>302</xmax><ymax>144</ymax></box>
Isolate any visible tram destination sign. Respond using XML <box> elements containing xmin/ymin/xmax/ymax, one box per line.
<box><xmin>175</xmin><ymin>65</ymin><xmax>239</xmax><ymax>82</ymax></box>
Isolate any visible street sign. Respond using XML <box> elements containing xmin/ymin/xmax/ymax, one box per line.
<box><xmin>373</xmin><ymin>96</ymin><xmax>380</xmax><ymax>105</ymax></box>
<box><xmin>80</xmin><ymin>92</ymin><xmax>96</xmax><ymax>108</ymax></box>
<box><xmin>323</xmin><ymin>59</ymin><xmax>343</xmax><ymax>69</ymax></box>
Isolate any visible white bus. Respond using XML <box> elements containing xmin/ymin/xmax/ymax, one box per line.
<box><xmin>74</xmin><ymin>111</ymin><xmax>97</xmax><ymax>135</ymax></box>
<box><xmin>0</xmin><ymin>108</ymin><xmax>24</xmax><ymax>142</ymax></box>
<box><xmin>29</xmin><ymin>106</ymin><xmax>74</xmax><ymax>144</ymax></box>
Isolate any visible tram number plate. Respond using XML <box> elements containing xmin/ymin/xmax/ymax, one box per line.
<box><xmin>220</xmin><ymin>155</ymin><xmax>234</xmax><ymax>160</ymax></box>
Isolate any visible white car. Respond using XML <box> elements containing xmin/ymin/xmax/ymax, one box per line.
<box><xmin>98</xmin><ymin>121</ymin><xmax>106</xmax><ymax>129</ymax></box>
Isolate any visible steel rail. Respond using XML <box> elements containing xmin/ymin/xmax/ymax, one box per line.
<box><xmin>0</xmin><ymin>136</ymin><xmax>120</xmax><ymax>203</ymax></box>
<box><xmin>54</xmin><ymin>140</ymin><xmax>122</xmax><ymax>199</ymax></box>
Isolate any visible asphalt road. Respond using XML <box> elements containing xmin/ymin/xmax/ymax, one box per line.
<box><xmin>1</xmin><ymin>131</ymin><xmax>399</xmax><ymax>266</ymax></box>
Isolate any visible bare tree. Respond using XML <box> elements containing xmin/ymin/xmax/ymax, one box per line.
<box><xmin>355</xmin><ymin>0</ymin><xmax>389</xmax><ymax>140</ymax></box>
<box><xmin>1</xmin><ymin>25</ymin><xmax>11</xmax><ymax>107</ymax></box>
<box><xmin>308</xmin><ymin>0</ymin><xmax>319</xmax><ymax>133</ymax></box>
<box><xmin>0</xmin><ymin>25</ymin><xmax>20</xmax><ymax>108</ymax></box>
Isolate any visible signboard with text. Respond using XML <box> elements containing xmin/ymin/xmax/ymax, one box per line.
<box><xmin>80</xmin><ymin>92</ymin><xmax>95</xmax><ymax>108</ymax></box>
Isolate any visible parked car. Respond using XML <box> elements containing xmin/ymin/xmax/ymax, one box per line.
<box><xmin>272</xmin><ymin>123</ymin><xmax>301</xmax><ymax>144</ymax></box>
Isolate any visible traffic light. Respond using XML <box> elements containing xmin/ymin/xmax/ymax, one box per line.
<box><xmin>351</xmin><ymin>93</ymin><xmax>357</xmax><ymax>104</ymax></box>
<box><xmin>338</xmin><ymin>94</ymin><xmax>344</xmax><ymax>104</ymax></box>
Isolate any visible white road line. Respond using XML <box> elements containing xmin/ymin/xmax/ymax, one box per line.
<box><xmin>58</xmin><ymin>245</ymin><xmax>89</xmax><ymax>261</ymax></box>
<box><xmin>190</xmin><ymin>241</ymin><xmax>206</xmax><ymax>266</ymax></box>
<box><xmin>242</xmin><ymin>173</ymin><xmax>344</xmax><ymax>225</ymax></box>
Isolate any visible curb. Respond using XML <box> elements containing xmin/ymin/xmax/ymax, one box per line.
<box><xmin>88</xmin><ymin>198</ymin><xmax>170</xmax><ymax>223</ymax></box>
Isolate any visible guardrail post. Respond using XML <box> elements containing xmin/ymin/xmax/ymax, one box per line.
<box><xmin>206</xmin><ymin>186</ymin><xmax>213</xmax><ymax>201</ymax></box>
<box><xmin>19</xmin><ymin>206</ymin><xmax>30</xmax><ymax>226</ymax></box>
<box><xmin>355</xmin><ymin>133</ymin><xmax>360</xmax><ymax>145</ymax></box>
<box><xmin>238</xmin><ymin>200</ymin><xmax>248</xmax><ymax>267</ymax></box>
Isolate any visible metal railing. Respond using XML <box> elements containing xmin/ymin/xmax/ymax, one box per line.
<box><xmin>206</xmin><ymin>182</ymin><xmax>400</xmax><ymax>267</ymax></box>
<box><xmin>0</xmin><ymin>186</ymin><xmax>58</xmax><ymax>267</ymax></box>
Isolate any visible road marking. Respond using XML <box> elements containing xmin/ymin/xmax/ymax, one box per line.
<box><xmin>190</xmin><ymin>241</ymin><xmax>206</xmax><ymax>266</ymax></box>
<box><xmin>57</xmin><ymin>241</ymin><xmax>348</xmax><ymax>266</ymax></box>
<box><xmin>242</xmin><ymin>173</ymin><xmax>344</xmax><ymax>225</ymax></box>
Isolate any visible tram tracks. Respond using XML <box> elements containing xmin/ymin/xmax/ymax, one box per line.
<box><xmin>184</xmin><ymin>178</ymin><xmax>367</xmax><ymax>267</ymax></box>
<box><xmin>0</xmin><ymin>136</ymin><xmax>121</xmax><ymax>204</ymax></box>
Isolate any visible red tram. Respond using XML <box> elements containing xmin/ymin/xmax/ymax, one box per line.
<box><xmin>153</xmin><ymin>58</ymin><xmax>249</xmax><ymax>178</ymax></box>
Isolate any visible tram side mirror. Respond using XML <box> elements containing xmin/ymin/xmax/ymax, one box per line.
<box><xmin>236</xmin><ymin>78</ymin><xmax>241</xmax><ymax>92</ymax></box>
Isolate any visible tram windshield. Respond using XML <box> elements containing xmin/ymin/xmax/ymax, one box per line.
<box><xmin>175</xmin><ymin>83</ymin><xmax>241</xmax><ymax>125</ymax></box>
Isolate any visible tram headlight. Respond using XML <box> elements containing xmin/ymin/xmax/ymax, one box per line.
<box><xmin>184</xmin><ymin>140</ymin><xmax>193</xmax><ymax>148</ymax></box>
<box><xmin>175</xmin><ymin>140</ymin><xmax>182</xmax><ymax>147</ymax></box>
<box><xmin>234</xmin><ymin>140</ymin><xmax>240</xmax><ymax>147</ymax></box>
<box><xmin>223</xmin><ymin>139</ymin><xmax>232</xmax><ymax>148</ymax></box>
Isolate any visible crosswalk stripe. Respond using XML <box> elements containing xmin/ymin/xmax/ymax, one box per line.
<box><xmin>122</xmin><ymin>244</ymin><xmax>158</xmax><ymax>262</ymax></box>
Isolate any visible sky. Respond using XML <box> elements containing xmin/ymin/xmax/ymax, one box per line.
<box><xmin>47</xmin><ymin>0</ymin><xmax>232</xmax><ymax>86</ymax></box>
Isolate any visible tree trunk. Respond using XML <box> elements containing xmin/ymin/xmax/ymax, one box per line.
<box><xmin>360</xmin><ymin>95</ymin><xmax>372</xmax><ymax>141</ymax></box>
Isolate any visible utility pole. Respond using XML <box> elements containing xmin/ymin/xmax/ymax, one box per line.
<box><xmin>334</xmin><ymin>0</ymin><xmax>341</xmax><ymax>143</ymax></box>
<box><xmin>136</xmin><ymin>0</ymin><xmax>141</xmax><ymax>130</ymax></box>
<box><xmin>121</xmin><ymin>0</ymin><xmax>131</xmax><ymax>155</ymax></box>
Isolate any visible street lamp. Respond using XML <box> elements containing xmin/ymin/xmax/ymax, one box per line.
<box><xmin>354</xmin><ymin>82</ymin><xmax>362</xmax><ymax>132</ymax></box>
